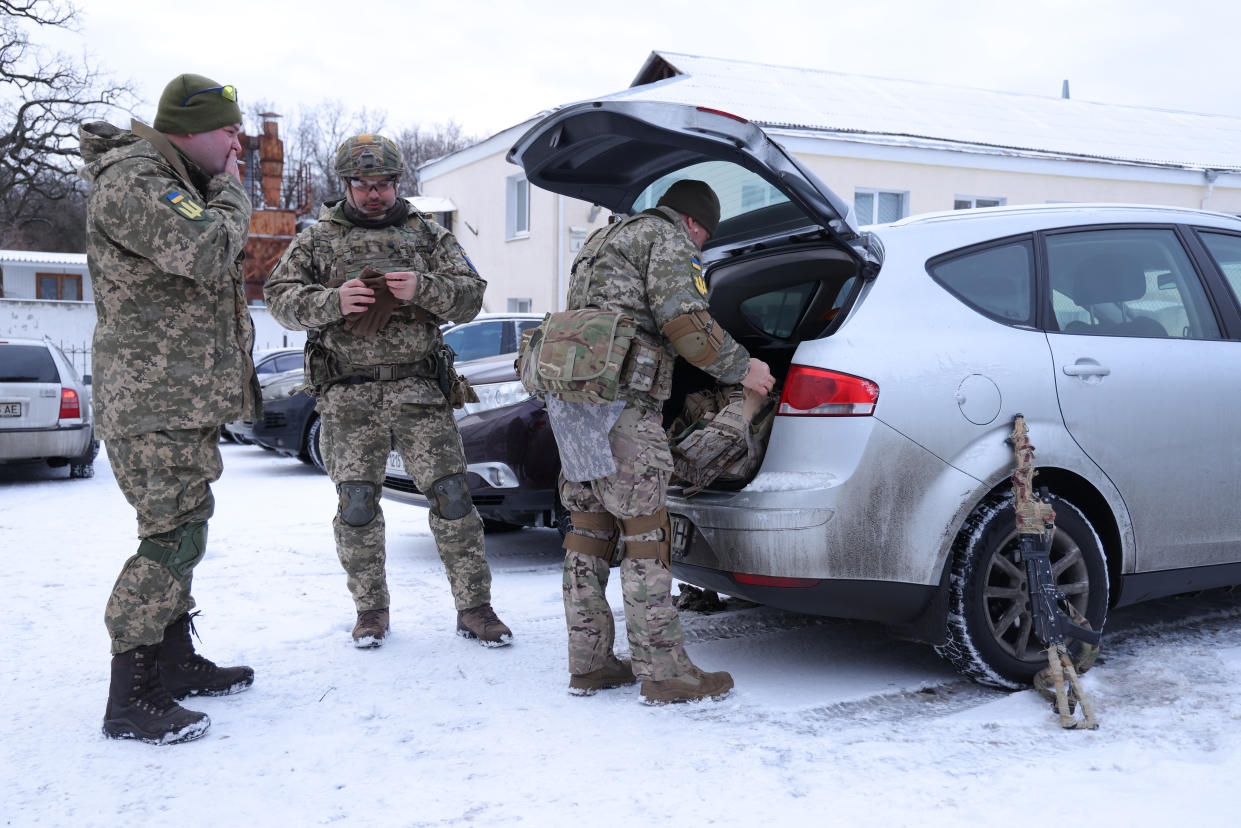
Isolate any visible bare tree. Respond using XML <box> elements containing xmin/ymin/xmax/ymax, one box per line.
<box><xmin>392</xmin><ymin>121</ymin><xmax>474</xmax><ymax>196</ymax></box>
<box><xmin>0</xmin><ymin>0</ymin><xmax>132</xmax><ymax>247</ymax></box>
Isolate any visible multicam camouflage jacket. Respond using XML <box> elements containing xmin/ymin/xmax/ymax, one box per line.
<box><xmin>78</xmin><ymin>120</ymin><xmax>259</xmax><ymax>439</ymax></box>
<box><xmin>568</xmin><ymin>205</ymin><xmax>750</xmax><ymax>405</ymax></box>
<box><xmin>263</xmin><ymin>200</ymin><xmax>486</xmax><ymax>404</ymax></box>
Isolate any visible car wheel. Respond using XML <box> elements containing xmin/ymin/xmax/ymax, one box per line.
<box><xmin>306</xmin><ymin>416</ymin><xmax>327</xmax><ymax>473</ymax></box>
<box><xmin>69</xmin><ymin>438</ymin><xmax>100</xmax><ymax>479</ymax></box>
<box><xmin>936</xmin><ymin>491</ymin><xmax>1108</xmax><ymax>689</ymax></box>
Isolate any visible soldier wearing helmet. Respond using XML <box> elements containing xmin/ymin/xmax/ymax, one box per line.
<box><xmin>265</xmin><ymin>133</ymin><xmax>513</xmax><ymax>649</ymax></box>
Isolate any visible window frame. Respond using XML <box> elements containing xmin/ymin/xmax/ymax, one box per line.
<box><xmin>853</xmin><ymin>188</ymin><xmax>909</xmax><ymax>225</ymax></box>
<box><xmin>506</xmin><ymin>174</ymin><xmax>530</xmax><ymax>240</ymax></box>
<box><xmin>36</xmin><ymin>272</ymin><xmax>82</xmax><ymax>301</ymax></box>
<box><xmin>953</xmin><ymin>196</ymin><xmax>1007</xmax><ymax>211</ymax></box>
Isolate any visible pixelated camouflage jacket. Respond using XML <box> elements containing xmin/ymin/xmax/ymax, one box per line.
<box><xmin>263</xmin><ymin>200</ymin><xmax>486</xmax><ymax>403</ymax></box>
<box><xmin>78</xmin><ymin>120</ymin><xmax>259</xmax><ymax>439</ymax></box>
<box><xmin>568</xmin><ymin>206</ymin><xmax>750</xmax><ymax>402</ymax></box>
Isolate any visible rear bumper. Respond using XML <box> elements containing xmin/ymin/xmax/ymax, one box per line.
<box><xmin>0</xmin><ymin>424</ymin><xmax>93</xmax><ymax>462</ymax></box>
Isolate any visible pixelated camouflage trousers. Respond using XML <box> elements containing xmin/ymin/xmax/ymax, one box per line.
<box><xmin>318</xmin><ymin>381</ymin><xmax>491</xmax><ymax>612</ymax></box>
<box><xmin>104</xmin><ymin>426</ymin><xmax>221</xmax><ymax>654</ymax></box>
<box><xmin>558</xmin><ymin>403</ymin><xmax>694</xmax><ymax>681</ymax></box>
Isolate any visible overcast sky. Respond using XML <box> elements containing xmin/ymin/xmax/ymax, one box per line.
<box><xmin>44</xmin><ymin>0</ymin><xmax>1241</xmax><ymax>141</ymax></box>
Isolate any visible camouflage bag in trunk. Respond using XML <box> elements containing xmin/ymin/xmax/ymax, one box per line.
<box><xmin>669</xmin><ymin>384</ymin><xmax>778</xmax><ymax>496</ymax></box>
<box><xmin>516</xmin><ymin>309</ymin><xmax>638</xmax><ymax>404</ymax></box>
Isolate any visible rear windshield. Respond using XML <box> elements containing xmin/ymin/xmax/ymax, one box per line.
<box><xmin>0</xmin><ymin>344</ymin><xmax>60</xmax><ymax>383</ymax></box>
<box><xmin>631</xmin><ymin>161</ymin><xmax>807</xmax><ymax>246</ymax></box>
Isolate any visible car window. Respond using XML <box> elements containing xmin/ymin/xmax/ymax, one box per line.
<box><xmin>517</xmin><ymin>320</ymin><xmax>541</xmax><ymax>335</ymax></box>
<box><xmin>1197</xmin><ymin>231</ymin><xmax>1241</xmax><ymax>308</ymax></box>
<box><xmin>1046</xmin><ymin>228</ymin><xmax>1220</xmax><ymax>339</ymax></box>
<box><xmin>740</xmin><ymin>282</ymin><xmax>817</xmax><ymax>339</ymax></box>
<box><xmin>929</xmin><ymin>239</ymin><xmax>1034</xmax><ymax>325</ymax></box>
<box><xmin>444</xmin><ymin>321</ymin><xmax>504</xmax><ymax>362</ymax></box>
<box><xmin>272</xmin><ymin>353</ymin><xmax>302</xmax><ymax>373</ymax></box>
<box><xmin>631</xmin><ymin>160</ymin><xmax>795</xmax><ymax>243</ymax></box>
<box><xmin>0</xmin><ymin>344</ymin><xmax>60</xmax><ymax>382</ymax></box>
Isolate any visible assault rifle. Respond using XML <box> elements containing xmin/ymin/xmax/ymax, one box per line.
<box><xmin>1008</xmin><ymin>414</ymin><xmax>1100</xmax><ymax>729</ymax></box>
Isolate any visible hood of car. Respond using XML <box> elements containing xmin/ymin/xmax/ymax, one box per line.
<box><xmin>507</xmin><ymin>100</ymin><xmax>860</xmax><ymax>249</ymax></box>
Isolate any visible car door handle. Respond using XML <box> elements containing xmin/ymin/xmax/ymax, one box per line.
<box><xmin>1062</xmin><ymin>362</ymin><xmax>1111</xmax><ymax>378</ymax></box>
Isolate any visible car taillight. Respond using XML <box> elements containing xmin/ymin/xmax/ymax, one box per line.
<box><xmin>59</xmin><ymin>387</ymin><xmax>81</xmax><ymax>419</ymax></box>
<box><xmin>778</xmin><ymin>366</ymin><xmax>878</xmax><ymax>416</ymax></box>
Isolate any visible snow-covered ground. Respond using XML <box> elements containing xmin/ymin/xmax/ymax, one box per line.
<box><xmin>3</xmin><ymin>443</ymin><xmax>1239</xmax><ymax>826</ymax></box>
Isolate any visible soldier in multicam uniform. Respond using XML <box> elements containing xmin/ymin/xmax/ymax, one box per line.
<box><xmin>264</xmin><ymin>133</ymin><xmax>512</xmax><ymax>650</ymax></box>
<box><xmin>556</xmin><ymin>180</ymin><xmax>775</xmax><ymax>703</ymax></box>
<box><xmin>79</xmin><ymin>74</ymin><xmax>261</xmax><ymax>744</ymax></box>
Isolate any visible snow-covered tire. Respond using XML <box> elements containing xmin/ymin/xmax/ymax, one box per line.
<box><xmin>306</xmin><ymin>416</ymin><xmax>327</xmax><ymax>474</ymax></box>
<box><xmin>936</xmin><ymin>490</ymin><xmax>1109</xmax><ymax>688</ymax></box>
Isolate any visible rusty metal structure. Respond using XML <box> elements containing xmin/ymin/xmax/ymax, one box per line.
<box><xmin>238</xmin><ymin>114</ymin><xmax>312</xmax><ymax>301</ymax></box>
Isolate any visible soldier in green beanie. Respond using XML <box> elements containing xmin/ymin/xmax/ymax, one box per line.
<box><xmin>79</xmin><ymin>73</ymin><xmax>260</xmax><ymax>745</ymax></box>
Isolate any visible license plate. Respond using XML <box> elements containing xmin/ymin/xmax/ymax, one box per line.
<box><xmin>0</xmin><ymin>402</ymin><xmax>20</xmax><ymax>417</ymax></box>
<box><xmin>670</xmin><ymin>514</ymin><xmax>692</xmax><ymax>561</ymax></box>
<box><xmin>385</xmin><ymin>451</ymin><xmax>405</xmax><ymax>475</ymax></box>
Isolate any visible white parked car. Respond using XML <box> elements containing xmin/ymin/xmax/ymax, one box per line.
<box><xmin>0</xmin><ymin>336</ymin><xmax>98</xmax><ymax>477</ymax></box>
<box><xmin>509</xmin><ymin>100</ymin><xmax>1241</xmax><ymax>686</ymax></box>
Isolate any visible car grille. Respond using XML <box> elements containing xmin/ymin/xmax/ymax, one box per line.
<box><xmin>263</xmin><ymin>412</ymin><xmax>287</xmax><ymax>428</ymax></box>
<box><xmin>383</xmin><ymin>476</ymin><xmax>420</xmax><ymax>494</ymax></box>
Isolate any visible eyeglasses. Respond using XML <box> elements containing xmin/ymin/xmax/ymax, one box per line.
<box><xmin>181</xmin><ymin>85</ymin><xmax>238</xmax><ymax>107</ymax></box>
<box><xmin>348</xmin><ymin>177</ymin><xmax>398</xmax><ymax>194</ymax></box>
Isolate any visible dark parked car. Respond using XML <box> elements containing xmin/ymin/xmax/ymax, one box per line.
<box><xmin>222</xmin><ymin>348</ymin><xmax>303</xmax><ymax>444</ymax></box>
<box><xmin>0</xmin><ymin>336</ymin><xmax>98</xmax><ymax>477</ymax></box>
<box><xmin>382</xmin><ymin>353</ymin><xmax>566</xmax><ymax>534</ymax></box>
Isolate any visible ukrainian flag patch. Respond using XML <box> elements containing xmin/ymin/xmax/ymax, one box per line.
<box><xmin>163</xmin><ymin>190</ymin><xmax>207</xmax><ymax>221</ymax></box>
<box><xmin>690</xmin><ymin>256</ymin><xmax>707</xmax><ymax>296</ymax></box>
<box><xmin>459</xmin><ymin>245</ymin><xmax>478</xmax><ymax>274</ymax></box>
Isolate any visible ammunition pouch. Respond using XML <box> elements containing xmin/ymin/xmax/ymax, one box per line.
<box><xmin>621</xmin><ymin>510</ymin><xmax>670</xmax><ymax>568</ymax></box>
<box><xmin>516</xmin><ymin>310</ymin><xmax>671</xmax><ymax>403</ymax></box>
<box><xmin>433</xmin><ymin>344</ymin><xmax>479</xmax><ymax>409</ymax></box>
<box><xmin>137</xmin><ymin>521</ymin><xmax>207</xmax><ymax>582</ymax></box>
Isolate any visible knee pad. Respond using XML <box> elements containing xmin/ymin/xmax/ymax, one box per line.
<box><xmin>429</xmin><ymin>472</ymin><xmax>473</xmax><ymax>520</ymax></box>
<box><xmin>338</xmin><ymin>481</ymin><xmax>379</xmax><ymax>526</ymax></box>
<box><xmin>137</xmin><ymin>520</ymin><xmax>207</xmax><ymax>582</ymax></box>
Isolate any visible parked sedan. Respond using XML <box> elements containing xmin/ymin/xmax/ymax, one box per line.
<box><xmin>222</xmin><ymin>347</ymin><xmax>304</xmax><ymax>444</ymax></box>
<box><xmin>381</xmin><ymin>353</ymin><xmax>565</xmax><ymax>534</ymax></box>
<box><xmin>0</xmin><ymin>337</ymin><xmax>98</xmax><ymax>477</ymax></box>
<box><xmin>506</xmin><ymin>100</ymin><xmax>1241</xmax><ymax>687</ymax></box>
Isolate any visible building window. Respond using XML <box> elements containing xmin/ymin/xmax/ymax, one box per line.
<box><xmin>507</xmin><ymin>297</ymin><xmax>532</xmax><ymax>313</ymax></box>
<box><xmin>854</xmin><ymin>189</ymin><xmax>908</xmax><ymax>225</ymax></box>
<box><xmin>436</xmin><ymin>211</ymin><xmax>453</xmax><ymax>233</ymax></box>
<box><xmin>506</xmin><ymin>174</ymin><xmax>529</xmax><ymax>239</ymax></box>
<box><xmin>954</xmin><ymin>196</ymin><xmax>1006</xmax><ymax>210</ymax></box>
<box><xmin>37</xmin><ymin>273</ymin><xmax>82</xmax><ymax>300</ymax></box>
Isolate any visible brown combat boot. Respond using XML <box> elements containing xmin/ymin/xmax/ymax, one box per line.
<box><xmin>102</xmin><ymin>644</ymin><xmax>211</xmax><ymax>744</ymax></box>
<box><xmin>640</xmin><ymin>666</ymin><xmax>734</xmax><ymax>704</ymax></box>
<box><xmin>456</xmin><ymin>604</ymin><xmax>512</xmax><ymax>647</ymax></box>
<box><xmin>159</xmin><ymin>612</ymin><xmax>254</xmax><ymax>699</ymax></box>
<box><xmin>569</xmin><ymin>655</ymin><xmax>636</xmax><ymax>696</ymax></box>
<box><xmin>352</xmin><ymin>608</ymin><xmax>390</xmax><ymax>648</ymax></box>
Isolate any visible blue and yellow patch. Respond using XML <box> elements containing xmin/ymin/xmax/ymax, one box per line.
<box><xmin>163</xmin><ymin>190</ymin><xmax>207</xmax><ymax>221</ymax></box>
<box><xmin>690</xmin><ymin>256</ymin><xmax>707</xmax><ymax>296</ymax></box>
<box><xmin>459</xmin><ymin>245</ymin><xmax>478</xmax><ymax>274</ymax></box>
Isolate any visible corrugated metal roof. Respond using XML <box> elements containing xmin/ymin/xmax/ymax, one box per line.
<box><xmin>612</xmin><ymin>52</ymin><xmax>1241</xmax><ymax>172</ymax></box>
<box><xmin>0</xmin><ymin>249</ymin><xmax>87</xmax><ymax>266</ymax></box>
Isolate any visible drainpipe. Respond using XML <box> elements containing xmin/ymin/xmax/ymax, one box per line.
<box><xmin>1201</xmin><ymin>168</ymin><xmax>1220</xmax><ymax>210</ymax></box>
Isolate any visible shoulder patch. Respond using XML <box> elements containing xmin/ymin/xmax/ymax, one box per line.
<box><xmin>459</xmin><ymin>245</ymin><xmax>478</xmax><ymax>274</ymax></box>
<box><xmin>690</xmin><ymin>256</ymin><xmax>707</xmax><ymax>296</ymax></box>
<box><xmin>163</xmin><ymin>190</ymin><xmax>208</xmax><ymax>221</ymax></box>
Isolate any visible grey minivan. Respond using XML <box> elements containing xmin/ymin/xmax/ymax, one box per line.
<box><xmin>510</xmin><ymin>100</ymin><xmax>1241</xmax><ymax>686</ymax></box>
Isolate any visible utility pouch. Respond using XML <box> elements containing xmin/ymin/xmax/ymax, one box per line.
<box><xmin>434</xmin><ymin>344</ymin><xmax>457</xmax><ymax>400</ymax></box>
<box><xmin>621</xmin><ymin>336</ymin><xmax>671</xmax><ymax>400</ymax></box>
<box><xmin>517</xmin><ymin>322</ymin><xmax>545</xmax><ymax>394</ymax></box>
<box><xmin>529</xmin><ymin>309</ymin><xmax>637</xmax><ymax>404</ymax></box>
<box><xmin>303</xmin><ymin>334</ymin><xmax>334</xmax><ymax>397</ymax></box>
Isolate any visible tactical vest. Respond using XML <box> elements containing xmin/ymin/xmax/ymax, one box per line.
<box><xmin>669</xmin><ymin>384</ymin><xmax>778</xmax><ymax>496</ymax></box>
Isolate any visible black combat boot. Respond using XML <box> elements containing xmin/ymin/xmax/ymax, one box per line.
<box><xmin>158</xmin><ymin>612</ymin><xmax>255</xmax><ymax>700</ymax></box>
<box><xmin>102</xmin><ymin>644</ymin><xmax>210</xmax><ymax>744</ymax></box>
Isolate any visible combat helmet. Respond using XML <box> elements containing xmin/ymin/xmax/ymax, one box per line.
<box><xmin>335</xmin><ymin>133</ymin><xmax>404</xmax><ymax>179</ymax></box>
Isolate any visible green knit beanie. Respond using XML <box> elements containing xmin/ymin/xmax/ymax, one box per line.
<box><xmin>152</xmin><ymin>74</ymin><xmax>241</xmax><ymax>134</ymax></box>
<box><xmin>658</xmin><ymin>179</ymin><xmax>721</xmax><ymax>237</ymax></box>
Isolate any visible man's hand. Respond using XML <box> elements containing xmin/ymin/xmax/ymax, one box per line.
<box><xmin>225</xmin><ymin>147</ymin><xmax>242</xmax><ymax>182</ymax></box>
<box><xmin>338</xmin><ymin>278</ymin><xmax>376</xmax><ymax>315</ymax></box>
<box><xmin>740</xmin><ymin>358</ymin><xmax>776</xmax><ymax>397</ymax></box>
<box><xmin>384</xmin><ymin>270</ymin><xmax>418</xmax><ymax>301</ymax></box>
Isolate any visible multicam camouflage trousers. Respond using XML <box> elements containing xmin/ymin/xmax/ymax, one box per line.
<box><xmin>558</xmin><ymin>403</ymin><xmax>695</xmax><ymax>682</ymax></box>
<box><xmin>104</xmin><ymin>426</ymin><xmax>221</xmax><ymax>655</ymax></box>
<box><xmin>317</xmin><ymin>380</ymin><xmax>491</xmax><ymax>613</ymax></box>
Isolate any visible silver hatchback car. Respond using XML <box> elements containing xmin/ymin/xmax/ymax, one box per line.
<box><xmin>0</xmin><ymin>336</ymin><xmax>98</xmax><ymax>477</ymax></box>
<box><xmin>511</xmin><ymin>101</ymin><xmax>1241</xmax><ymax>686</ymax></box>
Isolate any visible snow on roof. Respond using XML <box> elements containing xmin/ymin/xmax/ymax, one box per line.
<box><xmin>0</xmin><ymin>249</ymin><xmax>87</xmax><ymax>267</ymax></box>
<box><xmin>617</xmin><ymin>51</ymin><xmax>1241</xmax><ymax>172</ymax></box>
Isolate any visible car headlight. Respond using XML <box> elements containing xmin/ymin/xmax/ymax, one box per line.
<box><xmin>461</xmin><ymin>380</ymin><xmax>532</xmax><ymax>416</ymax></box>
<box><xmin>261</xmin><ymin>374</ymin><xmax>303</xmax><ymax>402</ymax></box>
